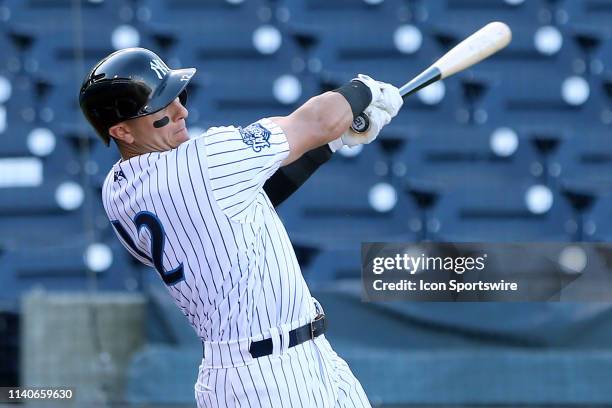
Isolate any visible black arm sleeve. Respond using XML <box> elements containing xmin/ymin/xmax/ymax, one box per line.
<box><xmin>263</xmin><ymin>144</ymin><xmax>334</xmax><ymax>207</ymax></box>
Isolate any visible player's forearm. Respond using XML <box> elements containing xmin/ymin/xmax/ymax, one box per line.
<box><xmin>278</xmin><ymin>92</ymin><xmax>352</xmax><ymax>164</ymax></box>
<box><xmin>311</xmin><ymin>91</ymin><xmax>355</xmax><ymax>143</ymax></box>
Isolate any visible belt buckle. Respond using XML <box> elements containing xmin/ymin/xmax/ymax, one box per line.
<box><xmin>310</xmin><ymin>313</ymin><xmax>324</xmax><ymax>340</ymax></box>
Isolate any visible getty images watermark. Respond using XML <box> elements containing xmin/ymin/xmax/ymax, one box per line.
<box><xmin>371</xmin><ymin>251</ymin><xmax>517</xmax><ymax>293</ymax></box>
<box><xmin>361</xmin><ymin>243</ymin><xmax>612</xmax><ymax>302</ymax></box>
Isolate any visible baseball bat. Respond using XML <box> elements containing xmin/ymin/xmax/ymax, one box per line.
<box><xmin>350</xmin><ymin>21</ymin><xmax>512</xmax><ymax>133</ymax></box>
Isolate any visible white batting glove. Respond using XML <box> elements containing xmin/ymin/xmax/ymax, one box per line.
<box><xmin>354</xmin><ymin>74</ymin><xmax>403</xmax><ymax>118</ymax></box>
<box><xmin>373</xmin><ymin>81</ymin><xmax>403</xmax><ymax>118</ymax></box>
<box><xmin>340</xmin><ymin>104</ymin><xmax>392</xmax><ymax>147</ymax></box>
<box><xmin>338</xmin><ymin>75</ymin><xmax>402</xmax><ymax>147</ymax></box>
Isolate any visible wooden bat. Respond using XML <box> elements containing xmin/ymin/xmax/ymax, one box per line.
<box><xmin>351</xmin><ymin>21</ymin><xmax>512</xmax><ymax>133</ymax></box>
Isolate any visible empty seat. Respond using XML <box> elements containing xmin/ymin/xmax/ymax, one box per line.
<box><xmin>6</xmin><ymin>0</ymin><xmax>123</xmax><ymax>28</ymax></box>
<box><xmin>433</xmin><ymin>183</ymin><xmax>573</xmax><ymax>242</ymax></box>
<box><xmin>145</xmin><ymin>0</ymin><xmax>269</xmax><ymax>29</ymax></box>
<box><xmin>400</xmin><ymin>126</ymin><xmax>535</xmax><ymax>188</ymax></box>
<box><xmin>28</xmin><ymin>27</ymin><xmax>116</xmax><ymax>84</ymax></box>
<box><xmin>585</xmin><ymin>192</ymin><xmax>612</xmax><ymax>241</ymax></box>
<box><xmin>554</xmin><ymin>126</ymin><xmax>612</xmax><ymax>189</ymax></box>
<box><xmin>0</xmin><ymin>239</ymin><xmax>135</xmax><ymax>306</ymax></box>
<box><xmin>0</xmin><ymin>30</ymin><xmax>19</xmax><ymax>72</ymax></box>
<box><xmin>278</xmin><ymin>167</ymin><xmax>418</xmax><ymax>250</ymax></box>
<box><xmin>286</xmin><ymin>0</ymin><xmax>403</xmax><ymax>26</ymax></box>
<box><xmin>564</xmin><ymin>0</ymin><xmax>612</xmax><ymax>32</ymax></box>
<box><xmin>298</xmin><ymin>246</ymin><xmax>362</xmax><ymax>282</ymax></box>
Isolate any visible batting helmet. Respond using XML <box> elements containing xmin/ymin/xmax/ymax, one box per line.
<box><xmin>79</xmin><ymin>47</ymin><xmax>196</xmax><ymax>145</ymax></box>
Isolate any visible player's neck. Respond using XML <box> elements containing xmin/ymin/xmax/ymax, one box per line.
<box><xmin>115</xmin><ymin>136</ymin><xmax>181</xmax><ymax>161</ymax></box>
<box><xmin>117</xmin><ymin>142</ymin><xmax>152</xmax><ymax>161</ymax></box>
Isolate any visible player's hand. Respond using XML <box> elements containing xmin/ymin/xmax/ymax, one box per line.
<box><xmin>340</xmin><ymin>104</ymin><xmax>391</xmax><ymax>146</ymax></box>
<box><xmin>355</xmin><ymin>74</ymin><xmax>403</xmax><ymax>118</ymax></box>
<box><xmin>373</xmin><ymin>80</ymin><xmax>403</xmax><ymax>118</ymax></box>
<box><xmin>339</xmin><ymin>75</ymin><xmax>403</xmax><ymax>147</ymax></box>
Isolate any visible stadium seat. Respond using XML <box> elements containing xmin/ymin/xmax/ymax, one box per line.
<box><xmin>554</xmin><ymin>126</ymin><xmax>612</xmax><ymax>190</ymax></box>
<box><xmin>27</xmin><ymin>27</ymin><xmax>115</xmax><ymax>84</ymax></box>
<box><xmin>400</xmin><ymin>126</ymin><xmax>535</xmax><ymax>187</ymax></box>
<box><xmin>564</xmin><ymin>0</ymin><xmax>612</xmax><ymax>32</ymax></box>
<box><xmin>585</xmin><ymin>192</ymin><xmax>612</xmax><ymax>241</ymax></box>
<box><xmin>0</xmin><ymin>30</ymin><xmax>19</xmax><ymax>72</ymax></box>
<box><xmin>0</xmin><ymin>238</ymin><xmax>135</xmax><ymax>307</ymax></box>
<box><xmin>145</xmin><ymin>0</ymin><xmax>270</xmax><ymax>29</ymax></box>
<box><xmin>5</xmin><ymin>0</ymin><xmax>123</xmax><ymax>28</ymax></box>
<box><xmin>433</xmin><ymin>183</ymin><xmax>573</xmax><ymax>242</ymax></box>
<box><xmin>297</xmin><ymin>245</ymin><xmax>362</xmax><ymax>282</ymax></box>
<box><xmin>278</xmin><ymin>166</ymin><xmax>418</xmax><ymax>250</ymax></box>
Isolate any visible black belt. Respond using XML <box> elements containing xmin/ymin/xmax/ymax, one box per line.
<box><xmin>249</xmin><ymin>314</ymin><xmax>327</xmax><ymax>359</ymax></box>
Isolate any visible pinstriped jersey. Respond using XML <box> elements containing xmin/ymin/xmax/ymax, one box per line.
<box><xmin>102</xmin><ymin>118</ymin><xmax>315</xmax><ymax>341</ymax></box>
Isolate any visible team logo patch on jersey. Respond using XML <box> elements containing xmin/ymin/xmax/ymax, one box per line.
<box><xmin>114</xmin><ymin>169</ymin><xmax>126</xmax><ymax>182</ymax></box>
<box><xmin>239</xmin><ymin>123</ymin><xmax>271</xmax><ymax>152</ymax></box>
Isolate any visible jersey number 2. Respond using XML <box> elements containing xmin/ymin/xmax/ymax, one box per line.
<box><xmin>111</xmin><ymin>212</ymin><xmax>184</xmax><ymax>286</ymax></box>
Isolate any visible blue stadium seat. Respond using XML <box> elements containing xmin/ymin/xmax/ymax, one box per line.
<box><xmin>89</xmin><ymin>140</ymin><xmax>121</xmax><ymax>187</ymax></box>
<box><xmin>432</xmin><ymin>0</ymin><xmax>544</xmax><ymax>28</ymax></box>
<box><xmin>554</xmin><ymin>126</ymin><xmax>612</xmax><ymax>189</ymax></box>
<box><xmin>6</xmin><ymin>0</ymin><xmax>123</xmax><ymax>27</ymax></box>
<box><xmin>0</xmin><ymin>177</ymin><xmax>105</xmax><ymax>248</ymax></box>
<box><xmin>37</xmin><ymin>84</ymin><xmax>85</xmax><ymax>133</ymax></box>
<box><xmin>145</xmin><ymin>0</ymin><xmax>270</xmax><ymax>29</ymax></box>
<box><xmin>592</xmin><ymin>38</ymin><xmax>612</xmax><ymax>79</ymax></box>
<box><xmin>564</xmin><ymin>0</ymin><xmax>612</xmax><ymax>32</ymax></box>
<box><xmin>28</xmin><ymin>27</ymin><xmax>115</xmax><ymax>84</ymax></box>
<box><xmin>305</xmin><ymin>22</ymin><xmax>436</xmax><ymax>88</ymax></box>
<box><xmin>0</xmin><ymin>123</ymin><xmax>33</xmax><ymax>157</ymax></box>
<box><xmin>278</xmin><ymin>167</ymin><xmax>418</xmax><ymax>250</ymax></box>
<box><xmin>285</xmin><ymin>0</ymin><xmax>403</xmax><ymax>25</ymax></box>
<box><xmin>298</xmin><ymin>246</ymin><xmax>362</xmax><ymax>282</ymax></box>
<box><xmin>0</xmin><ymin>70</ymin><xmax>35</xmax><ymax>128</ymax></box>
<box><xmin>433</xmin><ymin>183</ymin><xmax>573</xmax><ymax>242</ymax></box>
<box><xmin>0</xmin><ymin>239</ymin><xmax>136</xmax><ymax>306</ymax></box>
<box><xmin>400</xmin><ymin>126</ymin><xmax>535</xmax><ymax>188</ymax></box>
<box><xmin>586</xmin><ymin>192</ymin><xmax>612</xmax><ymax>241</ymax></box>
<box><xmin>0</xmin><ymin>30</ymin><xmax>19</xmax><ymax>72</ymax></box>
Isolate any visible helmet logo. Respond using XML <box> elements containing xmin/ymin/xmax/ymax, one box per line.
<box><xmin>150</xmin><ymin>59</ymin><xmax>170</xmax><ymax>80</ymax></box>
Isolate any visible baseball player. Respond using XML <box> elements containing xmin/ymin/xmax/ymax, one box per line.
<box><xmin>79</xmin><ymin>47</ymin><xmax>402</xmax><ymax>407</ymax></box>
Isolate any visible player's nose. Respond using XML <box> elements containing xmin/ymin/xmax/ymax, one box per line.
<box><xmin>171</xmin><ymin>97</ymin><xmax>188</xmax><ymax>122</ymax></box>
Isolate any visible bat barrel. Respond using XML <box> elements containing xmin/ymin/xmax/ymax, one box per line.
<box><xmin>435</xmin><ymin>21</ymin><xmax>512</xmax><ymax>79</ymax></box>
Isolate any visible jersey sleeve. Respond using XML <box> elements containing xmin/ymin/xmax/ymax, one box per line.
<box><xmin>202</xmin><ymin>118</ymin><xmax>290</xmax><ymax>222</ymax></box>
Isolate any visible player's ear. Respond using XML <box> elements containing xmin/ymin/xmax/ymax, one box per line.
<box><xmin>109</xmin><ymin>122</ymin><xmax>135</xmax><ymax>144</ymax></box>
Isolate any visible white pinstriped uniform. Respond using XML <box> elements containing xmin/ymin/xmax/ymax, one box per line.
<box><xmin>102</xmin><ymin>118</ymin><xmax>371</xmax><ymax>407</ymax></box>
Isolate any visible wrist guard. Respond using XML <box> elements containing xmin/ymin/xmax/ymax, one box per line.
<box><xmin>332</xmin><ymin>80</ymin><xmax>372</xmax><ymax>119</ymax></box>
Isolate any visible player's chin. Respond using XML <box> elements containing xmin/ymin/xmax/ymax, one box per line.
<box><xmin>170</xmin><ymin>128</ymin><xmax>190</xmax><ymax>146</ymax></box>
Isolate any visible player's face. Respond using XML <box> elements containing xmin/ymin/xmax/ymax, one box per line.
<box><xmin>128</xmin><ymin>97</ymin><xmax>190</xmax><ymax>150</ymax></box>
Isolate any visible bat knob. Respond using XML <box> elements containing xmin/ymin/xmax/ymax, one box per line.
<box><xmin>351</xmin><ymin>112</ymin><xmax>370</xmax><ymax>133</ymax></box>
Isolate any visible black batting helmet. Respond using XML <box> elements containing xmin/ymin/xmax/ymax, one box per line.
<box><xmin>79</xmin><ymin>47</ymin><xmax>196</xmax><ymax>145</ymax></box>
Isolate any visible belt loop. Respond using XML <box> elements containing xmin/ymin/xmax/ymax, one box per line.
<box><xmin>313</xmin><ymin>298</ymin><xmax>325</xmax><ymax>317</ymax></box>
<box><xmin>280</xmin><ymin>323</ymin><xmax>290</xmax><ymax>354</ymax></box>
<box><xmin>269</xmin><ymin>326</ymin><xmax>281</xmax><ymax>357</ymax></box>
